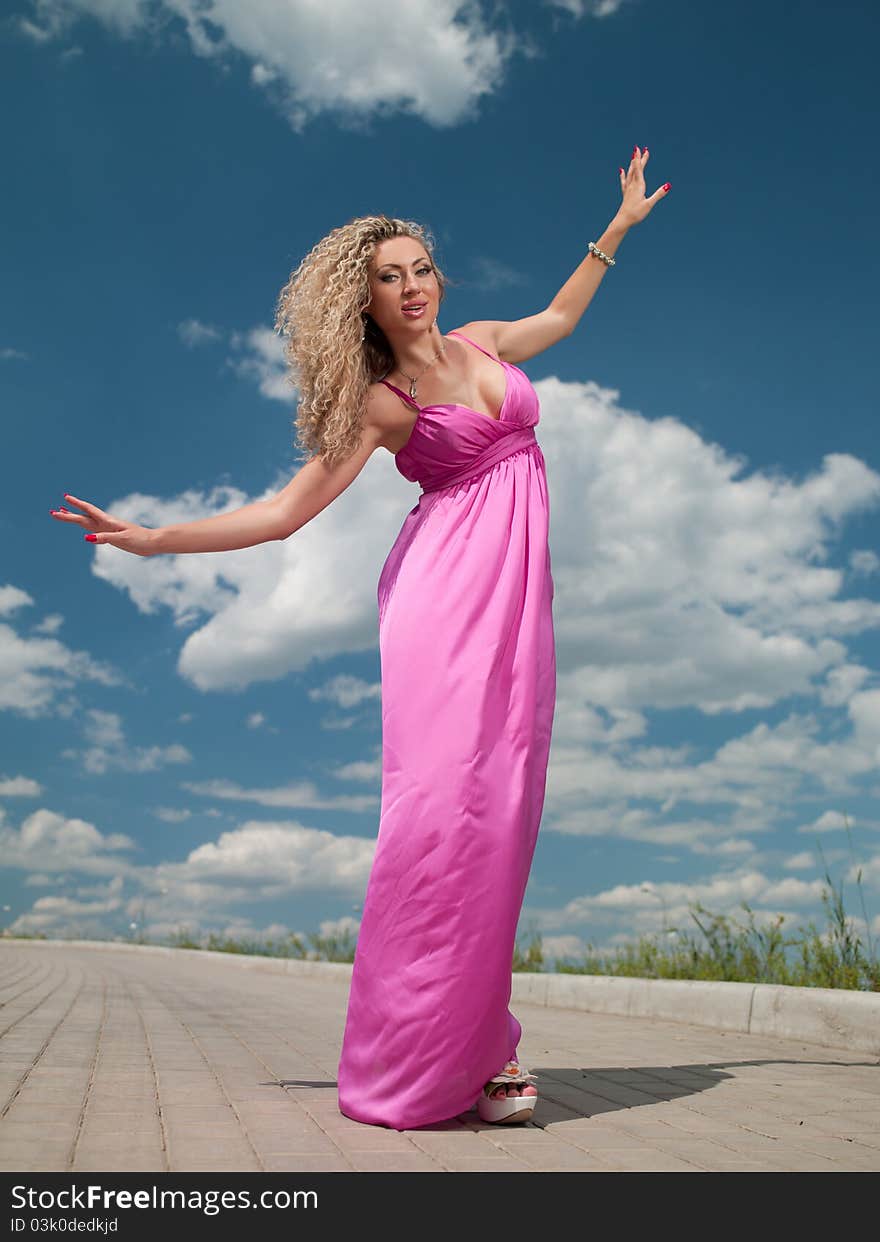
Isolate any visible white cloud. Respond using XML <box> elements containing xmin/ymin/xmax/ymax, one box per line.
<box><xmin>0</xmin><ymin>807</ymin><xmax>136</xmax><ymax>878</ymax></box>
<box><xmin>7</xmin><ymin>876</ymin><xmax>127</xmax><ymax>937</ymax></box>
<box><xmin>316</xmin><ymin>914</ymin><xmax>360</xmax><ymax>939</ymax></box>
<box><xmin>538</xmin><ymin>933</ymin><xmax>592</xmax><ymax>963</ymax></box>
<box><xmin>760</xmin><ymin>875</ymin><xmax>828</xmax><ymax>904</ymax></box>
<box><xmin>305</xmin><ymin>675</ymin><xmax>383</xmax><ymax>732</ymax></box>
<box><xmin>178</xmin><ymin>777</ymin><xmax>376</xmax><ymax>813</ymax></box>
<box><xmin>784</xmin><ymin>850</ymin><xmax>817</xmax><ymax>870</ymax></box>
<box><xmin>850</xmin><ymin>548</ymin><xmax>879</xmax><ymax>576</ymax></box>
<box><xmin>531</xmin><ymin>868</ymin><xmax>830</xmax><ymax>939</ymax></box>
<box><xmin>8</xmin><ymin>893</ymin><xmax>125</xmax><ymax>937</ymax></box>
<box><xmin>523</xmin><ymin>853</ymin><xmax>880</xmax><ymax>954</ymax></box>
<box><xmin>0</xmin><ymin>775</ymin><xmax>42</xmax><ymax>797</ymax></box>
<box><xmin>308</xmin><ymin>674</ymin><xmax>381</xmax><ymax>710</ymax></box>
<box><xmin>1</xmin><ymin>804</ymin><xmax>378</xmax><ymax>940</ymax></box>
<box><xmin>859</xmin><ymin>851</ymin><xmax>880</xmax><ymax>886</ymax></box>
<box><xmin>468</xmin><ymin>256</ymin><xmax>530</xmax><ymax>291</ymax></box>
<box><xmin>544</xmin><ymin>703</ymin><xmax>880</xmax><ymax>857</ymax></box>
<box><xmin>4</xmin><ymin>785</ymin><xmax>873</xmax><ymax>950</ymax></box>
<box><xmin>121</xmin><ymin>911</ymin><xmax>361</xmax><ymax>948</ymax></box>
<box><xmin>541</xmin><ymin>378</ymin><xmax>880</xmax><ymax>716</ymax></box>
<box><xmin>699</xmin><ymin>838</ymin><xmax>756</xmax><ymax>856</ymax></box>
<box><xmin>0</xmin><ymin>586</ymin><xmax>124</xmax><ymax>718</ymax></box>
<box><xmin>152</xmin><ymin>806</ymin><xmax>193</xmax><ymax>823</ymax></box>
<box><xmin>76</xmin><ymin>876</ymin><xmax>125</xmax><ymax>898</ymax></box>
<box><xmin>21</xmin><ymin>0</ymin><xmax>517</xmax><ymax>131</ymax></box>
<box><xmin>0</xmin><ymin>585</ymin><xmax>36</xmax><ymax>617</ymax></box>
<box><xmin>148</xmin><ymin>821</ymin><xmax>377</xmax><ymax>911</ymax></box>
<box><xmin>177</xmin><ymin>318</ymin><xmax>222</xmax><ymax>347</ymax></box>
<box><xmin>21</xmin><ymin>0</ymin><xmax>145</xmax><ymax>41</ymax></box>
<box><xmin>797</xmin><ymin>809</ymin><xmax>861</xmax><ymax>835</ymax></box>
<box><xmin>31</xmin><ymin>614</ymin><xmax>65</xmax><ymax>635</ymax></box>
<box><xmin>819</xmin><ymin>662</ymin><xmax>871</xmax><ymax>707</ymax></box>
<box><xmin>227</xmin><ymin>326</ymin><xmax>294</xmax><ymax>403</ymax></box>
<box><xmin>546</xmin><ymin>1</ymin><xmax>630</xmax><ymax>18</ymax></box>
<box><xmin>82</xmin><ymin>461</ymin><xmax>411</xmax><ymax>691</ymax></box>
<box><xmin>60</xmin><ymin>708</ymin><xmax>193</xmax><ymax>775</ymax></box>
<box><xmin>17</xmin><ymin>18</ymin><xmax>56</xmax><ymax>43</ymax></box>
<box><xmin>847</xmin><ymin>689</ymin><xmax>880</xmax><ymax>749</ymax></box>
<box><xmin>239</xmin><ymin>712</ymin><xmax>280</xmax><ymax>735</ymax></box>
<box><xmin>331</xmin><ymin>754</ymin><xmax>382</xmax><ymax>785</ymax></box>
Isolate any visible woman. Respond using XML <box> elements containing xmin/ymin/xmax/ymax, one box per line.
<box><xmin>50</xmin><ymin>146</ymin><xmax>668</xmax><ymax>1130</ymax></box>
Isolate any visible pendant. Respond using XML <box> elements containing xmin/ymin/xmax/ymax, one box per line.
<box><xmin>409</xmin><ymin>378</ymin><xmax>418</xmax><ymax>400</ymax></box>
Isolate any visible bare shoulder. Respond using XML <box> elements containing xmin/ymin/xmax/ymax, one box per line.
<box><xmin>450</xmin><ymin>315</ymin><xmax>570</xmax><ymax>365</ymax></box>
<box><xmin>363</xmin><ymin>378</ymin><xmax>411</xmax><ymax>453</ymax></box>
<box><xmin>448</xmin><ymin>322</ymin><xmax>504</xmax><ymax>357</ymax></box>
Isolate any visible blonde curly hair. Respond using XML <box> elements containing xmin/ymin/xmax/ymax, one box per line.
<box><xmin>274</xmin><ymin>214</ymin><xmax>452</xmax><ymax>470</ymax></box>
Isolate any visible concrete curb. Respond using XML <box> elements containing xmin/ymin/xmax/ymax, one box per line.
<box><xmin>511</xmin><ymin>971</ymin><xmax>880</xmax><ymax>1056</ymax></box>
<box><xmin>6</xmin><ymin>937</ymin><xmax>879</xmax><ymax>1056</ymax></box>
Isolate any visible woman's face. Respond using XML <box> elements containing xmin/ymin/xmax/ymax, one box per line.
<box><xmin>364</xmin><ymin>236</ymin><xmax>440</xmax><ymax>341</ymax></box>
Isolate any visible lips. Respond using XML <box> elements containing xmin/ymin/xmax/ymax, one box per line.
<box><xmin>402</xmin><ymin>303</ymin><xmax>426</xmax><ymax>316</ymax></box>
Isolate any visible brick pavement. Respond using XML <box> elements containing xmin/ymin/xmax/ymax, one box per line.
<box><xmin>0</xmin><ymin>942</ymin><xmax>877</xmax><ymax>1173</ymax></box>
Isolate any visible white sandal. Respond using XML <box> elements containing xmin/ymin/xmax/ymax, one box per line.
<box><xmin>477</xmin><ymin>1059</ymin><xmax>539</xmax><ymax>1124</ymax></box>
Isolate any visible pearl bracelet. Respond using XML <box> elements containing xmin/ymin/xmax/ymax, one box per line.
<box><xmin>588</xmin><ymin>241</ymin><xmax>615</xmax><ymax>266</ymax></box>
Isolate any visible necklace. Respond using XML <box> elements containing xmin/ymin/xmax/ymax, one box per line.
<box><xmin>397</xmin><ymin>336</ymin><xmax>447</xmax><ymax>401</ymax></box>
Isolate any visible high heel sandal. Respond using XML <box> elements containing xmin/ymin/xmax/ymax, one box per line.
<box><xmin>477</xmin><ymin>1059</ymin><xmax>539</xmax><ymax>1124</ymax></box>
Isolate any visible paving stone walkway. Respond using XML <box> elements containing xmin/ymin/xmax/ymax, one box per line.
<box><xmin>1</xmin><ymin>942</ymin><xmax>878</xmax><ymax>1173</ymax></box>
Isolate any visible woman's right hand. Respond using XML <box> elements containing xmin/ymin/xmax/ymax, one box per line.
<box><xmin>49</xmin><ymin>493</ymin><xmax>157</xmax><ymax>557</ymax></box>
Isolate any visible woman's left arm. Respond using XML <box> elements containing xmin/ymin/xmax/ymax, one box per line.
<box><xmin>487</xmin><ymin>146</ymin><xmax>669</xmax><ymax>363</ymax></box>
<box><xmin>551</xmin><ymin>145</ymin><xmax>670</xmax><ymax>337</ymax></box>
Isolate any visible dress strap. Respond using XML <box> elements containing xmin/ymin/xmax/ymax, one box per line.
<box><xmin>380</xmin><ymin>331</ymin><xmax>502</xmax><ymax>409</ymax></box>
<box><xmin>446</xmin><ymin>329</ymin><xmax>503</xmax><ymax>365</ymax></box>
<box><xmin>379</xmin><ymin>377</ymin><xmax>421</xmax><ymax>412</ymax></box>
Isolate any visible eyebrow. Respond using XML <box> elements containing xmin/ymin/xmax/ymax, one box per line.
<box><xmin>376</xmin><ymin>259</ymin><xmax>431</xmax><ymax>271</ymax></box>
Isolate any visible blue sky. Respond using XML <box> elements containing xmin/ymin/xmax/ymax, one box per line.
<box><xmin>2</xmin><ymin>0</ymin><xmax>879</xmax><ymax>964</ymax></box>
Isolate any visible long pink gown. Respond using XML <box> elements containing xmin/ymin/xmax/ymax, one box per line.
<box><xmin>336</xmin><ymin>330</ymin><xmax>556</xmax><ymax>1130</ymax></box>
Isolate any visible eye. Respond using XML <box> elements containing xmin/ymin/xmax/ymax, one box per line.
<box><xmin>379</xmin><ymin>267</ymin><xmax>432</xmax><ymax>282</ymax></box>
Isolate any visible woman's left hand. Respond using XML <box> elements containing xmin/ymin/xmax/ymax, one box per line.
<box><xmin>617</xmin><ymin>145</ymin><xmax>670</xmax><ymax>227</ymax></box>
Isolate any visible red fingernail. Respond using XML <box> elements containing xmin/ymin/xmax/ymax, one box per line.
<box><xmin>663</xmin><ymin>182</ymin><xmax>671</xmax><ymax>191</ymax></box>
<box><xmin>85</xmin><ymin>534</ymin><xmax>96</xmax><ymax>542</ymax></box>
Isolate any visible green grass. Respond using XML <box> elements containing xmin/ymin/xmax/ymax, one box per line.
<box><xmin>548</xmin><ymin>818</ymin><xmax>879</xmax><ymax>992</ymax></box>
<box><xmin>4</xmin><ymin>818</ymin><xmax>876</xmax><ymax>990</ymax></box>
<box><xmin>163</xmin><ymin>926</ymin><xmax>360</xmax><ymax>962</ymax></box>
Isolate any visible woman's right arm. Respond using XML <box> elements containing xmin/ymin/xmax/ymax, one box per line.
<box><xmin>54</xmin><ymin>415</ymin><xmax>386</xmax><ymax>556</ymax></box>
<box><xmin>265</xmin><ymin>416</ymin><xmax>386</xmax><ymax>545</ymax></box>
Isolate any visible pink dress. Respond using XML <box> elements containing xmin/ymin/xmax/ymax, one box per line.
<box><xmin>336</xmin><ymin>330</ymin><xmax>556</xmax><ymax>1129</ymax></box>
